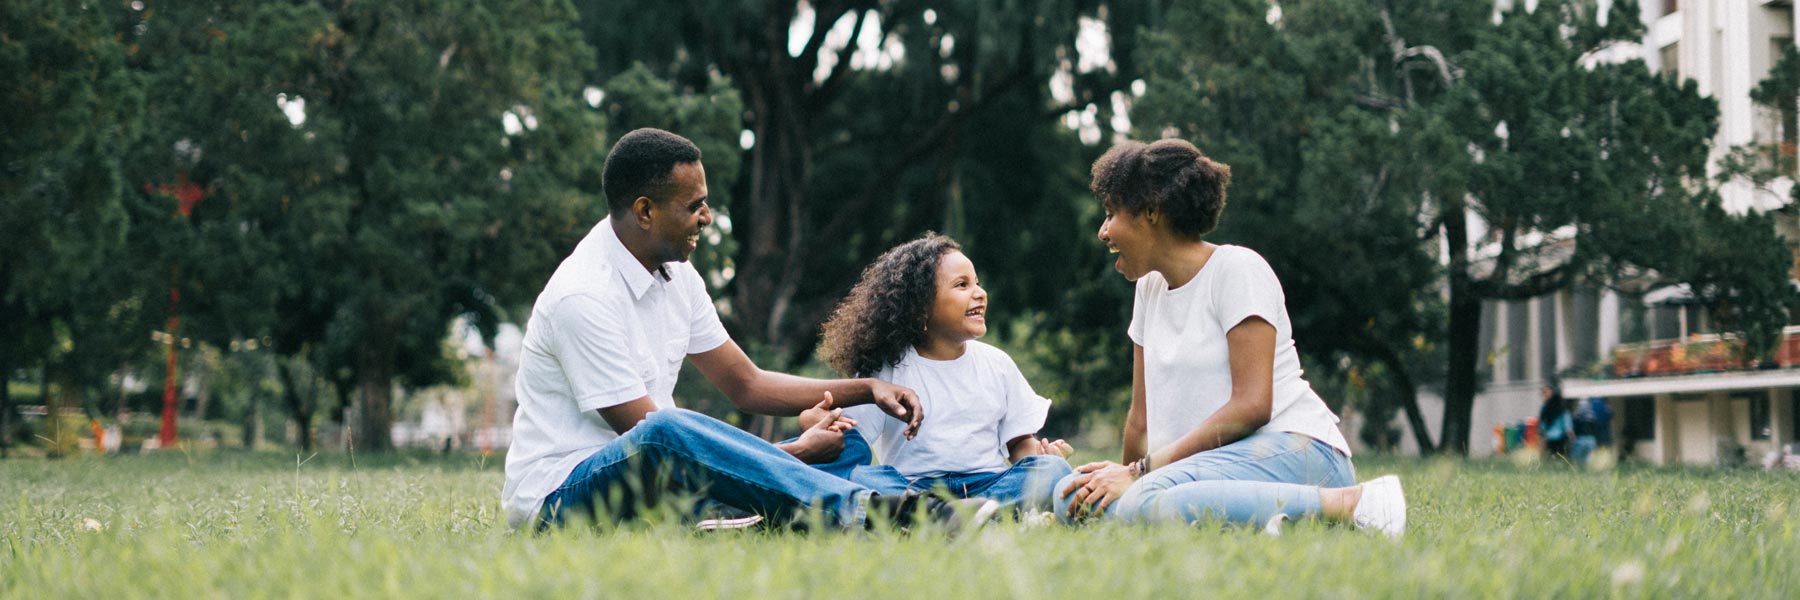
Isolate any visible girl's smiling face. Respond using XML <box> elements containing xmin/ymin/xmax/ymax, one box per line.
<box><xmin>924</xmin><ymin>250</ymin><xmax>988</xmax><ymax>346</ymax></box>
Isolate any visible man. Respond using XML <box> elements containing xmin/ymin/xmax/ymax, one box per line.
<box><xmin>501</xmin><ymin>128</ymin><xmax>998</xmax><ymax>532</ymax></box>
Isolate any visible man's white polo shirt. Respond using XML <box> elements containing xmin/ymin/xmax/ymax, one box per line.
<box><xmin>501</xmin><ymin>217</ymin><xmax>729</xmax><ymax>529</ymax></box>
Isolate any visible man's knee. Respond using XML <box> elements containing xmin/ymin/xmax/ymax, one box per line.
<box><xmin>632</xmin><ymin>408</ymin><xmax>710</xmax><ymax>445</ymax></box>
<box><xmin>1021</xmin><ymin>454</ymin><xmax>1074</xmax><ymax>474</ymax></box>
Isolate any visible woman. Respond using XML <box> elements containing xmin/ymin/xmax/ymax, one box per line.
<box><xmin>1055</xmin><ymin>139</ymin><xmax>1406</xmax><ymax>537</ymax></box>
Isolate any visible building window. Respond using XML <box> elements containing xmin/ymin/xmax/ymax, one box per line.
<box><xmin>1663</xmin><ymin>0</ymin><xmax>1678</xmax><ymax>15</ymax></box>
<box><xmin>1508</xmin><ymin>300</ymin><xmax>1530</xmax><ymax>382</ymax></box>
<box><xmin>1660</xmin><ymin>42</ymin><xmax>1680</xmax><ymax>80</ymax></box>
<box><xmin>1621</xmin><ymin>297</ymin><xmax>1649</xmax><ymax>344</ymax></box>
<box><xmin>1622</xmin><ymin>396</ymin><xmax>1656</xmax><ymax>444</ymax></box>
<box><xmin>1749</xmin><ymin>395</ymin><xmax>1771</xmax><ymax>441</ymax></box>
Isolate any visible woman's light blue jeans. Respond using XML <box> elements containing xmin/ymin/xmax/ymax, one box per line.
<box><xmin>1053</xmin><ymin>430</ymin><xmax>1354</xmax><ymax>526</ymax></box>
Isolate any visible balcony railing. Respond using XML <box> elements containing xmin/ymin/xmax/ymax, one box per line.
<box><xmin>1608</xmin><ymin>326</ymin><xmax>1800</xmax><ymax>378</ymax></box>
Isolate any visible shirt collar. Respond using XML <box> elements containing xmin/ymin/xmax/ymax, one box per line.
<box><xmin>597</xmin><ymin>217</ymin><xmax>660</xmax><ymax>300</ymax></box>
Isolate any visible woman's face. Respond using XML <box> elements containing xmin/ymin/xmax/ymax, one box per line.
<box><xmin>1097</xmin><ymin>204</ymin><xmax>1156</xmax><ymax>281</ymax></box>
<box><xmin>924</xmin><ymin>250</ymin><xmax>988</xmax><ymax>344</ymax></box>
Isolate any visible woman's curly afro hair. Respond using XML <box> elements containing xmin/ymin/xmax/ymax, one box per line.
<box><xmin>817</xmin><ymin>233</ymin><xmax>962</xmax><ymax>377</ymax></box>
<box><xmin>1090</xmin><ymin>138</ymin><xmax>1232</xmax><ymax>239</ymax></box>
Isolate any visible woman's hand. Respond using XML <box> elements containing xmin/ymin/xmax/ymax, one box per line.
<box><xmin>1060</xmin><ymin>461</ymin><xmax>1135</xmax><ymax>518</ymax></box>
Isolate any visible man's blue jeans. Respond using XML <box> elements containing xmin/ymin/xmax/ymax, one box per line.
<box><xmin>1053</xmin><ymin>430</ymin><xmax>1354</xmax><ymax>526</ymax></box>
<box><xmin>849</xmin><ymin>455</ymin><xmax>1074</xmax><ymax>511</ymax></box>
<box><xmin>538</xmin><ymin>409</ymin><xmax>873</xmax><ymax>529</ymax></box>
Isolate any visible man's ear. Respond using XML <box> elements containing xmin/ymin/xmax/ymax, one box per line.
<box><xmin>631</xmin><ymin>196</ymin><xmax>656</xmax><ymax>229</ymax></box>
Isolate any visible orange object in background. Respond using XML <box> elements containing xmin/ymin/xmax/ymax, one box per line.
<box><xmin>90</xmin><ymin>419</ymin><xmax>105</xmax><ymax>455</ymax></box>
<box><xmin>1524</xmin><ymin>416</ymin><xmax>1542</xmax><ymax>449</ymax></box>
<box><xmin>1495</xmin><ymin>424</ymin><xmax>1507</xmax><ymax>454</ymax></box>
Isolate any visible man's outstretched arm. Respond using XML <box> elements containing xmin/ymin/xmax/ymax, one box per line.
<box><xmin>689</xmin><ymin>339</ymin><xmax>924</xmax><ymax>438</ymax></box>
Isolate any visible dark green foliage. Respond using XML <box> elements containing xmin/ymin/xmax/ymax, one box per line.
<box><xmin>1</xmin><ymin>1</ymin><xmax>146</xmax><ymax>454</ymax></box>
<box><xmin>117</xmin><ymin>0</ymin><xmax>607</xmax><ymax>450</ymax></box>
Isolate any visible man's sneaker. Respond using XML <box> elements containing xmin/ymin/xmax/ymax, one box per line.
<box><xmin>1263</xmin><ymin>513</ymin><xmax>1290</xmax><ymax>537</ymax></box>
<box><xmin>1351</xmin><ymin>475</ymin><xmax>1406</xmax><ymax>539</ymax></box>
<box><xmin>693</xmin><ymin>502</ymin><xmax>764</xmax><ymax>532</ymax></box>
<box><xmin>695</xmin><ymin>514</ymin><xmax>764</xmax><ymax>531</ymax></box>
<box><xmin>868</xmin><ymin>493</ymin><xmax>1001</xmax><ymax>536</ymax></box>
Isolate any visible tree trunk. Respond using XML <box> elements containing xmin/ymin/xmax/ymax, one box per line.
<box><xmin>1371</xmin><ymin>343</ymin><xmax>1435</xmax><ymax>454</ymax></box>
<box><xmin>731</xmin><ymin>52</ymin><xmax>812</xmax><ymax>360</ymax></box>
<box><xmin>241</xmin><ymin>390</ymin><xmax>262</xmax><ymax>450</ymax></box>
<box><xmin>0</xmin><ymin>351</ymin><xmax>11</xmax><ymax>459</ymax></box>
<box><xmin>277</xmin><ymin>360</ymin><xmax>315</xmax><ymax>452</ymax></box>
<box><xmin>356</xmin><ymin>338</ymin><xmax>396</xmax><ymax>453</ymax></box>
<box><xmin>1440</xmin><ymin>201</ymin><xmax>1479</xmax><ymax>455</ymax></box>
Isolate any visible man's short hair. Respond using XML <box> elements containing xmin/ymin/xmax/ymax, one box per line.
<box><xmin>1090</xmin><ymin>138</ymin><xmax>1232</xmax><ymax>239</ymax></box>
<box><xmin>602</xmin><ymin>128</ymin><xmax>703</xmax><ymax>216</ymax></box>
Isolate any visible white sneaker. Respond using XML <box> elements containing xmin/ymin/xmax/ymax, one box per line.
<box><xmin>1351</xmin><ymin>475</ymin><xmax>1406</xmax><ymax>539</ymax></box>
<box><xmin>695</xmin><ymin>514</ymin><xmax>764</xmax><ymax>531</ymax></box>
<box><xmin>1020</xmin><ymin>510</ymin><xmax>1057</xmax><ymax>528</ymax></box>
<box><xmin>1262</xmin><ymin>513</ymin><xmax>1289</xmax><ymax>537</ymax></box>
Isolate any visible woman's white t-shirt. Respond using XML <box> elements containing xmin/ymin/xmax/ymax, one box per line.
<box><xmin>1127</xmin><ymin>245</ymin><xmax>1351</xmax><ymax>456</ymax></box>
<box><xmin>842</xmin><ymin>342</ymin><xmax>1050</xmax><ymax>479</ymax></box>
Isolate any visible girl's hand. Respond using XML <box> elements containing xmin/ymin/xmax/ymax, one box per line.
<box><xmin>799</xmin><ymin>393</ymin><xmax>858</xmax><ymax>432</ymax></box>
<box><xmin>1060</xmin><ymin>461</ymin><xmax>1134</xmax><ymax>518</ymax></box>
<box><xmin>1021</xmin><ymin>437</ymin><xmax>1073</xmax><ymax>458</ymax></box>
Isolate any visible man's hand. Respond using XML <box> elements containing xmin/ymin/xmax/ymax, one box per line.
<box><xmin>867</xmin><ymin>380</ymin><xmax>923</xmax><ymax>439</ymax></box>
<box><xmin>1060</xmin><ymin>461</ymin><xmax>1135</xmax><ymax>519</ymax></box>
<box><xmin>782</xmin><ymin>394</ymin><xmax>857</xmax><ymax>464</ymax></box>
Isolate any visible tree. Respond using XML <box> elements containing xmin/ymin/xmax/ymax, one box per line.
<box><xmin>123</xmin><ymin>0</ymin><xmax>607</xmax><ymax>451</ymax></box>
<box><xmin>1</xmin><ymin>2</ymin><xmax>144</xmax><ymax>456</ymax></box>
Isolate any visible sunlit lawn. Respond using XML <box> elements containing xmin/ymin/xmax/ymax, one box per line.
<box><xmin>2</xmin><ymin>450</ymin><xmax>1796</xmax><ymax>598</ymax></box>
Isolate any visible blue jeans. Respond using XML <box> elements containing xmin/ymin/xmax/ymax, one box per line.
<box><xmin>538</xmin><ymin>409</ymin><xmax>873</xmax><ymax>529</ymax></box>
<box><xmin>1571</xmin><ymin>435</ymin><xmax>1597</xmax><ymax>464</ymax></box>
<box><xmin>1053</xmin><ymin>430</ymin><xmax>1354</xmax><ymax>526</ymax></box>
<box><xmin>851</xmin><ymin>455</ymin><xmax>1074</xmax><ymax>511</ymax></box>
<box><xmin>792</xmin><ymin>429</ymin><xmax>875</xmax><ymax>481</ymax></box>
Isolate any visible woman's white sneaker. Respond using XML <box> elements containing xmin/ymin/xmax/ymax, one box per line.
<box><xmin>1351</xmin><ymin>475</ymin><xmax>1406</xmax><ymax>539</ymax></box>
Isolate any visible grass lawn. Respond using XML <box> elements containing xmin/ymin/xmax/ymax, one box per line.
<box><xmin>2</xmin><ymin>451</ymin><xmax>1796</xmax><ymax>598</ymax></box>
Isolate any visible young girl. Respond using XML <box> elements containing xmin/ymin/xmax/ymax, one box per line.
<box><xmin>818</xmin><ymin>233</ymin><xmax>1074</xmax><ymax>511</ymax></box>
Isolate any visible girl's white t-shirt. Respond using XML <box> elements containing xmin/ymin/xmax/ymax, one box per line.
<box><xmin>1128</xmin><ymin>245</ymin><xmax>1351</xmax><ymax>456</ymax></box>
<box><xmin>842</xmin><ymin>342</ymin><xmax>1050</xmax><ymax>478</ymax></box>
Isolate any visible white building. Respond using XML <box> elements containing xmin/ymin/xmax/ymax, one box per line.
<box><xmin>1393</xmin><ymin>0</ymin><xmax>1800</xmax><ymax>464</ymax></box>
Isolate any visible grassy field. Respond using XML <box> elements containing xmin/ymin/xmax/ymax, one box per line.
<box><xmin>2</xmin><ymin>451</ymin><xmax>1796</xmax><ymax>599</ymax></box>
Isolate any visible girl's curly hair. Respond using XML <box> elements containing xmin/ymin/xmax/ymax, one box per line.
<box><xmin>818</xmin><ymin>233</ymin><xmax>962</xmax><ymax>377</ymax></box>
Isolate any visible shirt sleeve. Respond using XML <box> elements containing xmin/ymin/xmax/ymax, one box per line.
<box><xmin>995</xmin><ymin>350</ymin><xmax>1051</xmax><ymax>444</ymax></box>
<box><xmin>550</xmin><ymin>293</ymin><xmax>649</xmax><ymax>412</ymax></box>
<box><xmin>680</xmin><ymin>267</ymin><xmax>730</xmax><ymax>354</ymax></box>
<box><xmin>1210</xmin><ymin>249</ymin><xmax>1287</xmax><ymax>334</ymax></box>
